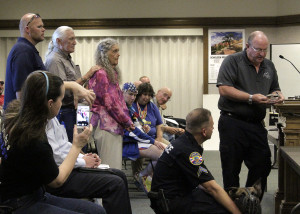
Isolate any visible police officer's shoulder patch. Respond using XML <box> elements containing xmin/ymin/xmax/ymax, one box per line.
<box><xmin>197</xmin><ymin>166</ymin><xmax>208</xmax><ymax>177</ymax></box>
<box><xmin>189</xmin><ymin>152</ymin><xmax>203</xmax><ymax>166</ymax></box>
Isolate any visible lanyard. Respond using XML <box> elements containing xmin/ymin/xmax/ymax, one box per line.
<box><xmin>129</xmin><ymin>105</ymin><xmax>144</xmax><ymax>126</ymax></box>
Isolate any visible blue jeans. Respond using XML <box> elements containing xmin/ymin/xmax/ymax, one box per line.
<box><xmin>57</xmin><ymin>108</ymin><xmax>76</xmax><ymax>143</ymax></box>
<box><xmin>1</xmin><ymin>188</ymin><xmax>106</xmax><ymax>214</ymax></box>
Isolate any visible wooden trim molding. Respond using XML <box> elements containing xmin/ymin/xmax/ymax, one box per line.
<box><xmin>203</xmin><ymin>27</ymin><xmax>209</xmax><ymax>94</ymax></box>
<box><xmin>1</xmin><ymin>15</ymin><xmax>300</xmax><ymax>30</ymax></box>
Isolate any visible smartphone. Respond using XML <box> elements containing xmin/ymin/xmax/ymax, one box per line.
<box><xmin>267</xmin><ymin>93</ymin><xmax>279</xmax><ymax>102</ymax></box>
<box><xmin>76</xmin><ymin>105</ymin><xmax>90</xmax><ymax>129</ymax></box>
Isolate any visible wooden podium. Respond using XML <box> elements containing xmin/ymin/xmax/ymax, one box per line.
<box><xmin>274</xmin><ymin>100</ymin><xmax>300</xmax><ymax>214</ymax></box>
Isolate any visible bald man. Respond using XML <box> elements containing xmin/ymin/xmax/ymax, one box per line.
<box><xmin>153</xmin><ymin>87</ymin><xmax>185</xmax><ymax>142</ymax></box>
<box><xmin>4</xmin><ymin>13</ymin><xmax>46</xmax><ymax>109</ymax></box>
<box><xmin>150</xmin><ymin>108</ymin><xmax>241</xmax><ymax>214</ymax></box>
<box><xmin>217</xmin><ymin>31</ymin><xmax>284</xmax><ymax>200</ymax></box>
<box><xmin>139</xmin><ymin>76</ymin><xmax>150</xmax><ymax>83</ymax></box>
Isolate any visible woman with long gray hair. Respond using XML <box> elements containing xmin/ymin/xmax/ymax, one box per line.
<box><xmin>89</xmin><ymin>38</ymin><xmax>134</xmax><ymax>169</ymax></box>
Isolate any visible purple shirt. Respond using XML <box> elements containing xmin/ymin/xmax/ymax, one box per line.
<box><xmin>89</xmin><ymin>69</ymin><xmax>132</xmax><ymax>135</ymax></box>
<box><xmin>132</xmin><ymin>101</ymin><xmax>163</xmax><ymax>139</ymax></box>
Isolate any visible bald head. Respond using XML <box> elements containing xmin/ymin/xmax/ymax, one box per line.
<box><xmin>186</xmin><ymin>108</ymin><xmax>211</xmax><ymax>133</ymax></box>
<box><xmin>247</xmin><ymin>31</ymin><xmax>268</xmax><ymax>46</ymax></box>
<box><xmin>156</xmin><ymin>87</ymin><xmax>172</xmax><ymax>106</ymax></box>
<box><xmin>18</xmin><ymin>13</ymin><xmax>44</xmax><ymax>45</ymax></box>
<box><xmin>134</xmin><ymin>81</ymin><xmax>142</xmax><ymax>88</ymax></box>
<box><xmin>139</xmin><ymin>76</ymin><xmax>150</xmax><ymax>83</ymax></box>
<box><xmin>246</xmin><ymin>31</ymin><xmax>269</xmax><ymax>66</ymax></box>
<box><xmin>19</xmin><ymin>13</ymin><xmax>35</xmax><ymax>36</ymax></box>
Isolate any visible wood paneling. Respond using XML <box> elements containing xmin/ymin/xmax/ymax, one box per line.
<box><xmin>1</xmin><ymin>15</ymin><xmax>300</xmax><ymax>30</ymax></box>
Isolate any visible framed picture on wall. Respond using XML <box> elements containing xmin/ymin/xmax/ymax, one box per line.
<box><xmin>208</xmin><ymin>29</ymin><xmax>245</xmax><ymax>83</ymax></box>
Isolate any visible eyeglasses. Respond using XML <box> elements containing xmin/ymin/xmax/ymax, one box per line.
<box><xmin>0</xmin><ymin>81</ymin><xmax>4</xmax><ymax>85</ymax></box>
<box><xmin>251</xmin><ymin>46</ymin><xmax>268</xmax><ymax>53</ymax></box>
<box><xmin>26</xmin><ymin>14</ymin><xmax>41</xmax><ymax>27</ymax></box>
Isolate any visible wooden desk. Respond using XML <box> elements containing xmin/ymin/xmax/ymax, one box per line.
<box><xmin>277</xmin><ymin>146</ymin><xmax>300</xmax><ymax>214</ymax></box>
<box><xmin>274</xmin><ymin>101</ymin><xmax>300</xmax><ymax>214</ymax></box>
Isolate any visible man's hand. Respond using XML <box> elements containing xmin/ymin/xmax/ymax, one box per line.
<box><xmin>72</xmin><ymin>124</ymin><xmax>93</xmax><ymax>149</ymax></box>
<box><xmin>64</xmin><ymin>81</ymin><xmax>96</xmax><ymax>108</ymax></box>
<box><xmin>175</xmin><ymin>128</ymin><xmax>185</xmax><ymax>135</ymax></box>
<box><xmin>166</xmin><ymin>127</ymin><xmax>177</xmax><ymax>134</ymax></box>
<box><xmin>252</xmin><ymin>93</ymin><xmax>269</xmax><ymax>104</ymax></box>
<box><xmin>273</xmin><ymin>91</ymin><xmax>285</xmax><ymax>104</ymax></box>
<box><xmin>85</xmin><ymin>65</ymin><xmax>101</xmax><ymax>80</ymax></box>
<box><xmin>83</xmin><ymin>153</ymin><xmax>101</xmax><ymax>168</ymax></box>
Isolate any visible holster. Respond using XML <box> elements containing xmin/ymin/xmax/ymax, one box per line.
<box><xmin>148</xmin><ymin>189</ymin><xmax>170</xmax><ymax>214</ymax></box>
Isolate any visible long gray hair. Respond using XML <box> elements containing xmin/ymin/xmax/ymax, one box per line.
<box><xmin>45</xmin><ymin>26</ymin><xmax>73</xmax><ymax>58</ymax></box>
<box><xmin>95</xmin><ymin>38</ymin><xmax>121</xmax><ymax>84</ymax></box>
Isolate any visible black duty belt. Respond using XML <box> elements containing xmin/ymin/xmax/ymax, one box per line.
<box><xmin>221</xmin><ymin>111</ymin><xmax>261</xmax><ymax>124</ymax></box>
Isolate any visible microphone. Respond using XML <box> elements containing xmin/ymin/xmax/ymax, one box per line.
<box><xmin>279</xmin><ymin>55</ymin><xmax>300</xmax><ymax>75</ymax></box>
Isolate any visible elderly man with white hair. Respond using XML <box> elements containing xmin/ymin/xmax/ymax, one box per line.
<box><xmin>45</xmin><ymin>26</ymin><xmax>99</xmax><ymax>144</ymax></box>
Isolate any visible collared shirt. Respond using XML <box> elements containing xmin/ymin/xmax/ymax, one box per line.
<box><xmin>46</xmin><ymin>117</ymin><xmax>85</xmax><ymax>168</ymax></box>
<box><xmin>152</xmin><ymin>97</ymin><xmax>166</xmax><ymax>126</ymax></box>
<box><xmin>45</xmin><ymin>47</ymin><xmax>82</xmax><ymax>108</ymax></box>
<box><xmin>151</xmin><ymin>131</ymin><xmax>214</xmax><ymax>199</ymax></box>
<box><xmin>217</xmin><ymin>49</ymin><xmax>281</xmax><ymax>121</ymax></box>
<box><xmin>4</xmin><ymin>37</ymin><xmax>45</xmax><ymax>109</ymax></box>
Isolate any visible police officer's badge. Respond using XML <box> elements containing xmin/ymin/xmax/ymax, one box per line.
<box><xmin>189</xmin><ymin>152</ymin><xmax>203</xmax><ymax>165</ymax></box>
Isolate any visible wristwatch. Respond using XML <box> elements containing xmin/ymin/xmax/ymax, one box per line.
<box><xmin>248</xmin><ymin>94</ymin><xmax>253</xmax><ymax>104</ymax></box>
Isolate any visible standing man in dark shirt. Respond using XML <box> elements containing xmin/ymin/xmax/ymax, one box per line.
<box><xmin>4</xmin><ymin>13</ymin><xmax>46</xmax><ymax>109</ymax></box>
<box><xmin>217</xmin><ymin>31</ymin><xmax>284</xmax><ymax>200</ymax></box>
<box><xmin>150</xmin><ymin>108</ymin><xmax>241</xmax><ymax>214</ymax></box>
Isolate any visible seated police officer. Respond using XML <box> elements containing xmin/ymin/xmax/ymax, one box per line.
<box><xmin>150</xmin><ymin>108</ymin><xmax>241</xmax><ymax>214</ymax></box>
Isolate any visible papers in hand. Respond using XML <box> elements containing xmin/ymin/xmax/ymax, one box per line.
<box><xmin>97</xmin><ymin>164</ymin><xmax>110</xmax><ymax>169</ymax></box>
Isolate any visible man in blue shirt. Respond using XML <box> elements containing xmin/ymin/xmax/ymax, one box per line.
<box><xmin>4</xmin><ymin>13</ymin><xmax>46</xmax><ymax>109</ymax></box>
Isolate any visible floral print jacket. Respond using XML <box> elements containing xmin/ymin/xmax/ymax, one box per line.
<box><xmin>89</xmin><ymin>69</ymin><xmax>132</xmax><ymax>135</ymax></box>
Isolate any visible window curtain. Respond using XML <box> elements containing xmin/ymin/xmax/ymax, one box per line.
<box><xmin>0</xmin><ymin>36</ymin><xmax>203</xmax><ymax>118</ymax></box>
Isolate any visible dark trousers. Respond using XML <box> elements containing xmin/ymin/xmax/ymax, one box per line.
<box><xmin>46</xmin><ymin>168</ymin><xmax>132</xmax><ymax>214</ymax></box>
<box><xmin>218</xmin><ymin>114</ymin><xmax>271</xmax><ymax>200</ymax></box>
<box><xmin>151</xmin><ymin>187</ymin><xmax>229</xmax><ymax>214</ymax></box>
<box><xmin>1</xmin><ymin>188</ymin><xmax>105</xmax><ymax>214</ymax></box>
<box><xmin>57</xmin><ymin>108</ymin><xmax>76</xmax><ymax>143</ymax></box>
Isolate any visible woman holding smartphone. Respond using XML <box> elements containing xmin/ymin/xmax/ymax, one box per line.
<box><xmin>0</xmin><ymin>71</ymin><xmax>105</xmax><ymax>213</ymax></box>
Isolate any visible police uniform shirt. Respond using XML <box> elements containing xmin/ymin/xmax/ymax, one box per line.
<box><xmin>151</xmin><ymin>131</ymin><xmax>214</xmax><ymax>199</ymax></box>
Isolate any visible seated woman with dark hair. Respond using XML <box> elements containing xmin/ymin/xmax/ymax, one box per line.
<box><xmin>132</xmin><ymin>83</ymin><xmax>167</xmax><ymax>145</ymax></box>
<box><xmin>122</xmin><ymin>82</ymin><xmax>166</xmax><ymax>193</ymax></box>
<box><xmin>0</xmin><ymin>71</ymin><xmax>105</xmax><ymax>213</ymax></box>
<box><xmin>130</xmin><ymin>82</ymin><xmax>169</xmax><ymax>192</ymax></box>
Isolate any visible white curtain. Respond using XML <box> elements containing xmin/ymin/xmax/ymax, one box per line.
<box><xmin>0</xmin><ymin>35</ymin><xmax>203</xmax><ymax>118</ymax></box>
